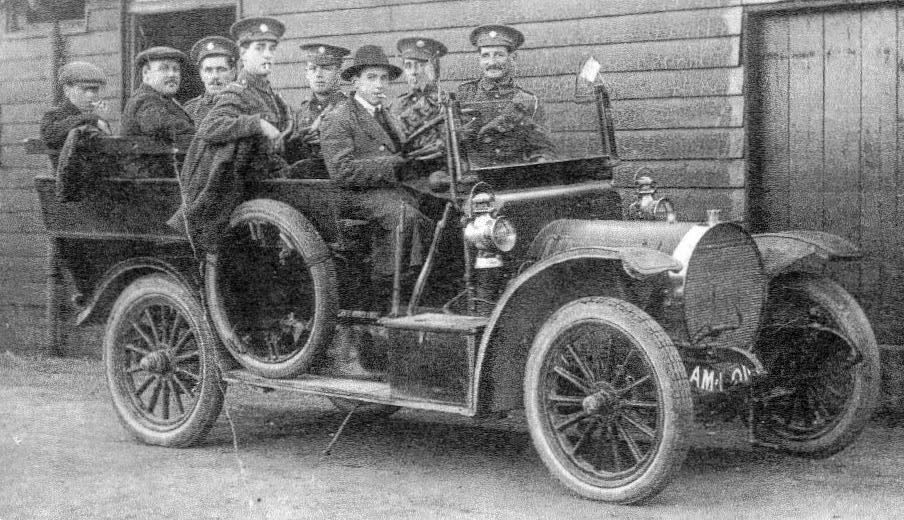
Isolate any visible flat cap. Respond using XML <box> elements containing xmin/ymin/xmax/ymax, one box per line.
<box><xmin>299</xmin><ymin>43</ymin><xmax>350</xmax><ymax>67</ymax></box>
<box><xmin>397</xmin><ymin>37</ymin><xmax>447</xmax><ymax>61</ymax></box>
<box><xmin>135</xmin><ymin>46</ymin><xmax>188</xmax><ymax>69</ymax></box>
<box><xmin>58</xmin><ymin>61</ymin><xmax>106</xmax><ymax>86</ymax></box>
<box><xmin>230</xmin><ymin>16</ymin><xmax>285</xmax><ymax>45</ymax></box>
<box><xmin>469</xmin><ymin>24</ymin><xmax>524</xmax><ymax>51</ymax></box>
<box><xmin>190</xmin><ymin>36</ymin><xmax>238</xmax><ymax>65</ymax></box>
<box><xmin>341</xmin><ymin>45</ymin><xmax>402</xmax><ymax>81</ymax></box>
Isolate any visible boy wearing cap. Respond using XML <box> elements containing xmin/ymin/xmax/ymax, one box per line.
<box><xmin>173</xmin><ymin>17</ymin><xmax>293</xmax><ymax>254</ymax></box>
<box><xmin>41</xmin><ymin>61</ymin><xmax>112</xmax><ymax>168</ymax></box>
<box><xmin>122</xmin><ymin>46</ymin><xmax>195</xmax><ymax>142</ymax></box>
<box><xmin>392</xmin><ymin>37</ymin><xmax>447</xmax><ymax>159</ymax></box>
<box><xmin>457</xmin><ymin>24</ymin><xmax>555</xmax><ymax>166</ymax></box>
<box><xmin>184</xmin><ymin>36</ymin><xmax>238</xmax><ymax>123</ymax></box>
<box><xmin>285</xmin><ymin>43</ymin><xmax>349</xmax><ymax>165</ymax></box>
<box><xmin>320</xmin><ymin>45</ymin><xmax>432</xmax><ymax>308</ymax></box>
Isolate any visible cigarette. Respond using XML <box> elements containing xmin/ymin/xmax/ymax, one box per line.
<box><xmin>376</xmin><ymin>93</ymin><xmax>387</xmax><ymax>98</ymax></box>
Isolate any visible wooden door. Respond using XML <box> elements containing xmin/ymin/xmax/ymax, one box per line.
<box><xmin>748</xmin><ymin>5</ymin><xmax>904</xmax><ymax>343</ymax></box>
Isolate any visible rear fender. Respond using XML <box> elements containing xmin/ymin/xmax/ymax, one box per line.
<box><xmin>76</xmin><ymin>256</ymin><xmax>199</xmax><ymax>326</ymax></box>
<box><xmin>752</xmin><ymin>230</ymin><xmax>860</xmax><ymax>277</ymax></box>
<box><xmin>470</xmin><ymin>247</ymin><xmax>679</xmax><ymax>414</ymax></box>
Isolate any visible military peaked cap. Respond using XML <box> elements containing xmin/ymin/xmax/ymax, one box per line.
<box><xmin>58</xmin><ymin>61</ymin><xmax>106</xmax><ymax>86</ymax></box>
<box><xmin>299</xmin><ymin>43</ymin><xmax>350</xmax><ymax>67</ymax></box>
<box><xmin>469</xmin><ymin>24</ymin><xmax>525</xmax><ymax>51</ymax></box>
<box><xmin>341</xmin><ymin>45</ymin><xmax>402</xmax><ymax>81</ymax></box>
<box><xmin>135</xmin><ymin>46</ymin><xmax>188</xmax><ymax>69</ymax></box>
<box><xmin>190</xmin><ymin>36</ymin><xmax>238</xmax><ymax>65</ymax></box>
<box><xmin>230</xmin><ymin>16</ymin><xmax>285</xmax><ymax>45</ymax></box>
<box><xmin>397</xmin><ymin>37</ymin><xmax>448</xmax><ymax>61</ymax></box>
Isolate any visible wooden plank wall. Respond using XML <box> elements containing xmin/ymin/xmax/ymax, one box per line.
<box><xmin>0</xmin><ymin>0</ymin><xmax>120</xmax><ymax>353</ymax></box>
<box><xmin>247</xmin><ymin>0</ymin><xmax>748</xmax><ymax>222</ymax></box>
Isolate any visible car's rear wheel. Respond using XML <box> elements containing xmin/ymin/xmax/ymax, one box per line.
<box><xmin>754</xmin><ymin>274</ymin><xmax>880</xmax><ymax>458</ymax></box>
<box><xmin>524</xmin><ymin>297</ymin><xmax>692</xmax><ymax>504</ymax></box>
<box><xmin>207</xmin><ymin>199</ymin><xmax>338</xmax><ymax>379</ymax></box>
<box><xmin>104</xmin><ymin>274</ymin><xmax>223</xmax><ymax>447</ymax></box>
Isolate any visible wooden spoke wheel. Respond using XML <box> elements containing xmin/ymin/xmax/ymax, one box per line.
<box><xmin>524</xmin><ymin>297</ymin><xmax>692</xmax><ymax>504</ymax></box>
<box><xmin>207</xmin><ymin>199</ymin><xmax>338</xmax><ymax>379</ymax></box>
<box><xmin>104</xmin><ymin>274</ymin><xmax>223</xmax><ymax>447</ymax></box>
<box><xmin>754</xmin><ymin>274</ymin><xmax>880</xmax><ymax>458</ymax></box>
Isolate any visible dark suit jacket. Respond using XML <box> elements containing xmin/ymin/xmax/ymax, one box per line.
<box><xmin>121</xmin><ymin>83</ymin><xmax>195</xmax><ymax>142</ymax></box>
<box><xmin>320</xmin><ymin>94</ymin><xmax>408</xmax><ymax>188</ymax></box>
<box><xmin>40</xmin><ymin>100</ymin><xmax>103</xmax><ymax>167</ymax></box>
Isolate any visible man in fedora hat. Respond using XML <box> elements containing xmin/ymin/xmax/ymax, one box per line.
<box><xmin>122</xmin><ymin>46</ymin><xmax>195</xmax><ymax>143</ymax></box>
<box><xmin>392</xmin><ymin>37</ymin><xmax>447</xmax><ymax>167</ymax></box>
<box><xmin>320</xmin><ymin>44</ymin><xmax>433</xmax><ymax>310</ymax></box>
<box><xmin>41</xmin><ymin>61</ymin><xmax>112</xmax><ymax>168</ymax></box>
<box><xmin>457</xmin><ymin>24</ymin><xmax>555</xmax><ymax>166</ymax></box>
<box><xmin>171</xmin><ymin>16</ymin><xmax>293</xmax><ymax>254</ymax></box>
<box><xmin>184</xmin><ymin>36</ymin><xmax>239</xmax><ymax>123</ymax></box>
<box><xmin>285</xmin><ymin>43</ymin><xmax>349</xmax><ymax>166</ymax></box>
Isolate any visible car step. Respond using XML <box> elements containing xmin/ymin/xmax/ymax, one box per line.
<box><xmin>378</xmin><ymin>312</ymin><xmax>489</xmax><ymax>334</ymax></box>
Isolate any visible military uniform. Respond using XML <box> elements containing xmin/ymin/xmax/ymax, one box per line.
<box><xmin>456</xmin><ymin>25</ymin><xmax>556</xmax><ymax>166</ymax></box>
<box><xmin>288</xmin><ymin>89</ymin><xmax>346</xmax><ymax>162</ymax></box>
<box><xmin>170</xmin><ymin>17</ymin><xmax>291</xmax><ymax>253</ymax></box>
<box><xmin>392</xmin><ymin>37</ymin><xmax>448</xmax><ymax>154</ymax></box>
<box><xmin>184</xmin><ymin>36</ymin><xmax>239</xmax><ymax>124</ymax></box>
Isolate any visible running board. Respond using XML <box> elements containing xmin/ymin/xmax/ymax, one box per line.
<box><xmin>223</xmin><ymin>369</ymin><xmax>474</xmax><ymax>416</ymax></box>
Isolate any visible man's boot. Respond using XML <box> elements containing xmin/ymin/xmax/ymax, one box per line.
<box><xmin>321</xmin><ymin>324</ymin><xmax>382</xmax><ymax>380</ymax></box>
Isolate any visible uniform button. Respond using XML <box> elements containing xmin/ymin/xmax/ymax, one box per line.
<box><xmin>495</xmin><ymin>148</ymin><xmax>501</xmax><ymax>154</ymax></box>
<box><xmin>493</xmin><ymin>93</ymin><xmax>500</xmax><ymax>98</ymax></box>
<box><xmin>379</xmin><ymin>145</ymin><xmax>386</xmax><ymax>151</ymax></box>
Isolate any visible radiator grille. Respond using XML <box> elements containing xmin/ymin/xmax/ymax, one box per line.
<box><xmin>683</xmin><ymin>225</ymin><xmax>766</xmax><ymax>349</ymax></box>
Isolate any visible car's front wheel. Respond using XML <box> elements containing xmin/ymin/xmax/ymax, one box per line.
<box><xmin>524</xmin><ymin>297</ymin><xmax>692</xmax><ymax>504</ymax></box>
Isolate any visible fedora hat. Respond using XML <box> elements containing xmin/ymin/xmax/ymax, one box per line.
<box><xmin>340</xmin><ymin>45</ymin><xmax>402</xmax><ymax>81</ymax></box>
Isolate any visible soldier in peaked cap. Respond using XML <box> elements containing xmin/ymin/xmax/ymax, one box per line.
<box><xmin>457</xmin><ymin>24</ymin><xmax>555</xmax><ymax>166</ymax></box>
<box><xmin>284</xmin><ymin>43</ymin><xmax>350</xmax><ymax>166</ymax></box>
<box><xmin>391</xmin><ymin>37</ymin><xmax>447</xmax><ymax>164</ymax></box>
<box><xmin>122</xmin><ymin>46</ymin><xmax>195</xmax><ymax>143</ymax></box>
<box><xmin>41</xmin><ymin>61</ymin><xmax>112</xmax><ymax>167</ymax></box>
<box><xmin>171</xmin><ymin>16</ymin><xmax>294</xmax><ymax>255</ymax></box>
<box><xmin>184</xmin><ymin>36</ymin><xmax>239</xmax><ymax>123</ymax></box>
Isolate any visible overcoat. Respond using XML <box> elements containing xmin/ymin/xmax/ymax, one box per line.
<box><xmin>40</xmin><ymin>100</ymin><xmax>105</xmax><ymax>168</ymax></box>
<box><xmin>169</xmin><ymin>72</ymin><xmax>291</xmax><ymax>253</ymax></box>
<box><xmin>121</xmin><ymin>83</ymin><xmax>195</xmax><ymax>141</ymax></box>
<box><xmin>183</xmin><ymin>92</ymin><xmax>217</xmax><ymax>124</ymax></box>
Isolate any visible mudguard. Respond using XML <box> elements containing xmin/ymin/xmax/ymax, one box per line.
<box><xmin>752</xmin><ymin>230</ymin><xmax>860</xmax><ymax>276</ymax></box>
<box><xmin>76</xmin><ymin>256</ymin><xmax>198</xmax><ymax>326</ymax></box>
<box><xmin>469</xmin><ymin>246</ymin><xmax>680</xmax><ymax>413</ymax></box>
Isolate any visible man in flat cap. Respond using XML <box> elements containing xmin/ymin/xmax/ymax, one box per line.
<box><xmin>184</xmin><ymin>36</ymin><xmax>239</xmax><ymax>124</ymax></box>
<box><xmin>284</xmin><ymin>43</ymin><xmax>349</xmax><ymax>169</ymax></box>
<box><xmin>41</xmin><ymin>61</ymin><xmax>112</xmax><ymax>168</ymax></box>
<box><xmin>172</xmin><ymin>16</ymin><xmax>293</xmax><ymax>254</ymax></box>
<box><xmin>320</xmin><ymin>44</ymin><xmax>432</xmax><ymax>311</ymax></box>
<box><xmin>122</xmin><ymin>46</ymin><xmax>194</xmax><ymax>143</ymax></box>
<box><xmin>391</xmin><ymin>37</ymin><xmax>447</xmax><ymax>172</ymax></box>
<box><xmin>457</xmin><ymin>24</ymin><xmax>555</xmax><ymax>166</ymax></box>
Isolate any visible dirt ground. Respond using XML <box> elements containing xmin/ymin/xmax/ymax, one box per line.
<box><xmin>2</xmin><ymin>351</ymin><xmax>904</xmax><ymax>520</ymax></box>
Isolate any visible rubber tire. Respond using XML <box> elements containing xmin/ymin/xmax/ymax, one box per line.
<box><xmin>755</xmin><ymin>274</ymin><xmax>880</xmax><ymax>458</ymax></box>
<box><xmin>328</xmin><ymin>398</ymin><xmax>400</xmax><ymax>420</ymax></box>
<box><xmin>104</xmin><ymin>274</ymin><xmax>224</xmax><ymax>447</ymax></box>
<box><xmin>524</xmin><ymin>297</ymin><xmax>692</xmax><ymax>504</ymax></box>
<box><xmin>207</xmin><ymin>198</ymin><xmax>338</xmax><ymax>379</ymax></box>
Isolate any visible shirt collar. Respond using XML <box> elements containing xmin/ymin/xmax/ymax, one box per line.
<box><xmin>478</xmin><ymin>75</ymin><xmax>514</xmax><ymax>92</ymax></box>
<box><xmin>354</xmin><ymin>92</ymin><xmax>381</xmax><ymax>117</ymax></box>
<box><xmin>239</xmin><ymin>70</ymin><xmax>270</xmax><ymax>90</ymax></box>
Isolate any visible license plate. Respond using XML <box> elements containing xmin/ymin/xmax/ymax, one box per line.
<box><xmin>687</xmin><ymin>363</ymin><xmax>754</xmax><ymax>393</ymax></box>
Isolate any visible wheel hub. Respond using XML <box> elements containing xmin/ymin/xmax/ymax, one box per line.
<box><xmin>139</xmin><ymin>350</ymin><xmax>171</xmax><ymax>374</ymax></box>
<box><xmin>582</xmin><ymin>389</ymin><xmax>618</xmax><ymax>416</ymax></box>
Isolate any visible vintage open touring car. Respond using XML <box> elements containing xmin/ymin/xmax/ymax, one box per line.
<box><xmin>33</xmin><ymin>63</ymin><xmax>880</xmax><ymax>504</ymax></box>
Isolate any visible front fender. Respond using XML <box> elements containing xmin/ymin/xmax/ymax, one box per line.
<box><xmin>470</xmin><ymin>246</ymin><xmax>678</xmax><ymax>414</ymax></box>
<box><xmin>752</xmin><ymin>230</ymin><xmax>860</xmax><ymax>276</ymax></box>
<box><xmin>76</xmin><ymin>256</ymin><xmax>198</xmax><ymax>326</ymax></box>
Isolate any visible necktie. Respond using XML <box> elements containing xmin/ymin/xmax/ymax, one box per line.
<box><xmin>374</xmin><ymin>106</ymin><xmax>402</xmax><ymax>151</ymax></box>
